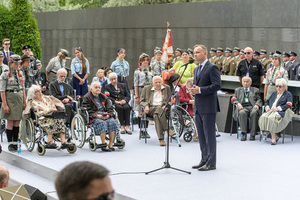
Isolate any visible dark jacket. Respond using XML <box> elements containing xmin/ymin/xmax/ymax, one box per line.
<box><xmin>264</xmin><ymin>90</ymin><xmax>293</xmax><ymax>117</ymax></box>
<box><xmin>49</xmin><ymin>80</ymin><xmax>74</xmax><ymax>101</ymax></box>
<box><xmin>105</xmin><ymin>83</ymin><xmax>130</xmax><ymax>104</ymax></box>
<box><xmin>82</xmin><ymin>91</ymin><xmax>115</xmax><ymax>123</ymax></box>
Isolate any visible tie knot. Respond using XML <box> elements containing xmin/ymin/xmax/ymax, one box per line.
<box><xmin>245</xmin><ymin>88</ymin><xmax>248</xmax><ymax>92</ymax></box>
<box><xmin>59</xmin><ymin>82</ymin><xmax>64</xmax><ymax>85</ymax></box>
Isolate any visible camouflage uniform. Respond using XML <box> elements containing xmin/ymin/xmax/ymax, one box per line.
<box><xmin>150</xmin><ymin>59</ymin><xmax>165</xmax><ymax>77</ymax></box>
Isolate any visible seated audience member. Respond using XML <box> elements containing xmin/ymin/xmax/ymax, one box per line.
<box><xmin>0</xmin><ymin>165</ymin><xmax>9</xmax><ymax>188</ymax></box>
<box><xmin>105</xmin><ymin>72</ymin><xmax>131</xmax><ymax>135</ymax></box>
<box><xmin>231</xmin><ymin>76</ymin><xmax>262</xmax><ymax>141</ymax></box>
<box><xmin>82</xmin><ymin>82</ymin><xmax>119</xmax><ymax>152</ymax></box>
<box><xmin>92</xmin><ymin>69</ymin><xmax>106</xmax><ymax>86</ymax></box>
<box><xmin>140</xmin><ymin>76</ymin><xmax>175</xmax><ymax>146</ymax></box>
<box><xmin>49</xmin><ymin>68</ymin><xmax>74</xmax><ymax>126</ymax></box>
<box><xmin>178</xmin><ymin>77</ymin><xmax>194</xmax><ymax>117</ymax></box>
<box><xmin>101</xmin><ymin>68</ymin><xmax>113</xmax><ymax>93</ymax></box>
<box><xmin>55</xmin><ymin>161</ymin><xmax>114</xmax><ymax>200</ymax></box>
<box><xmin>35</xmin><ymin>60</ymin><xmax>49</xmax><ymax>95</ymax></box>
<box><xmin>23</xmin><ymin>85</ymin><xmax>74</xmax><ymax>149</ymax></box>
<box><xmin>259</xmin><ymin>78</ymin><xmax>294</xmax><ymax>145</ymax></box>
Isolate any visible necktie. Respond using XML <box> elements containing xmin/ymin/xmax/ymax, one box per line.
<box><xmin>245</xmin><ymin>88</ymin><xmax>248</xmax><ymax>93</ymax></box>
<box><xmin>14</xmin><ymin>71</ymin><xmax>19</xmax><ymax>89</ymax></box>
<box><xmin>59</xmin><ymin>82</ymin><xmax>64</xmax><ymax>95</ymax></box>
<box><xmin>6</xmin><ymin>52</ymin><xmax>9</xmax><ymax>63</ymax></box>
<box><xmin>197</xmin><ymin>65</ymin><xmax>202</xmax><ymax>79</ymax></box>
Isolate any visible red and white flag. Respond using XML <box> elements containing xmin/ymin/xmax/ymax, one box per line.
<box><xmin>161</xmin><ymin>29</ymin><xmax>173</xmax><ymax>63</ymax></box>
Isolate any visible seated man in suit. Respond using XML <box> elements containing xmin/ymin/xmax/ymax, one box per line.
<box><xmin>49</xmin><ymin>68</ymin><xmax>74</xmax><ymax>126</ymax></box>
<box><xmin>140</xmin><ymin>76</ymin><xmax>175</xmax><ymax>146</ymax></box>
<box><xmin>231</xmin><ymin>76</ymin><xmax>262</xmax><ymax>141</ymax></box>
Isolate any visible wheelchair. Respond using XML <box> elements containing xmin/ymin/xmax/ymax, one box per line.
<box><xmin>20</xmin><ymin>108</ymin><xmax>77</xmax><ymax>156</ymax></box>
<box><xmin>70</xmin><ymin>104</ymin><xmax>125</xmax><ymax>151</ymax></box>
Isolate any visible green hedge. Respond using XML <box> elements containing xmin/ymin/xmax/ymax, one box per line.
<box><xmin>0</xmin><ymin>0</ymin><xmax>42</xmax><ymax>60</ymax></box>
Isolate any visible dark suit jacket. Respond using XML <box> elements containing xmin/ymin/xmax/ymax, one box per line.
<box><xmin>193</xmin><ymin>60</ymin><xmax>221</xmax><ymax>114</ymax></box>
<box><xmin>140</xmin><ymin>84</ymin><xmax>171</xmax><ymax>108</ymax></box>
<box><xmin>3</xmin><ymin>51</ymin><xmax>15</xmax><ymax>65</ymax></box>
<box><xmin>265</xmin><ymin>90</ymin><xmax>293</xmax><ymax>117</ymax></box>
<box><xmin>49</xmin><ymin>80</ymin><xmax>74</xmax><ymax>101</ymax></box>
<box><xmin>105</xmin><ymin>83</ymin><xmax>130</xmax><ymax>104</ymax></box>
<box><xmin>231</xmin><ymin>87</ymin><xmax>262</xmax><ymax>107</ymax></box>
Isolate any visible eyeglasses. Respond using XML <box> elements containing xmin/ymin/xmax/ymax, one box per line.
<box><xmin>85</xmin><ymin>191</ymin><xmax>115</xmax><ymax>200</ymax></box>
<box><xmin>4</xmin><ymin>43</ymin><xmax>10</xmax><ymax>45</ymax></box>
<box><xmin>244</xmin><ymin>52</ymin><xmax>251</xmax><ymax>55</ymax></box>
<box><xmin>276</xmin><ymin>85</ymin><xmax>282</xmax><ymax>88</ymax></box>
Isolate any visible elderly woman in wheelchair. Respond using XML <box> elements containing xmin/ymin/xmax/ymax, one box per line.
<box><xmin>23</xmin><ymin>85</ymin><xmax>75</xmax><ymax>154</ymax></box>
<box><xmin>82</xmin><ymin>82</ymin><xmax>119</xmax><ymax>152</ymax></box>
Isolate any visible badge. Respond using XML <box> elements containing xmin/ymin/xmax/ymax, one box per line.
<box><xmin>246</xmin><ymin>72</ymin><xmax>249</xmax><ymax>77</ymax></box>
<box><xmin>245</xmin><ymin>97</ymin><xmax>249</xmax><ymax>102</ymax></box>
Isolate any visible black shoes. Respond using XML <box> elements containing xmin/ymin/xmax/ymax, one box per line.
<box><xmin>192</xmin><ymin>162</ymin><xmax>206</xmax><ymax>169</ymax></box>
<box><xmin>271</xmin><ymin>141</ymin><xmax>277</xmax><ymax>145</ymax></box>
<box><xmin>140</xmin><ymin>131</ymin><xmax>150</xmax><ymax>139</ymax></box>
<box><xmin>250</xmin><ymin>135</ymin><xmax>255</xmax><ymax>141</ymax></box>
<box><xmin>241</xmin><ymin>133</ymin><xmax>247</xmax><ymax>141</ymax></box>
<box><xmin>198</xmin><ymin>164</ymin><xmax>216</xmax><ymax>171</ymax></box>
<box><xmin>8</xmin><ymin>144</ymin><xmax>17</xmax><ymax>152</ymax></box>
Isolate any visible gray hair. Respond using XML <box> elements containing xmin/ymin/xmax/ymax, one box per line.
<box><xmin>152</xmin><ymin>76</ymin><xmax>162</xmax><ymax>83</ymax></box>
<box><xmin>276</xmin><ymin>78</ymin><xmax>288</xmax><ymax>87</ymax></box>
<box><xmin>57</xmin><ymin>68</ymin><xmax>67</xmax><ymax>75</ymax></box>
<box><xmin>244</xmin><ymin>47</ymin><xmax>253</xmax><ymax>52</ymax></box>
<box><xmin>27</xmin><ymin>85</ymin><xmax>42</xmax><ymax>103</ymax></box>
<box><xmin>242</xmin><ymin>76</ymin><xmax>252</xmax><ymax>82</ymax></box>
<box><xmin>186</xmin><ymin>77</ymin><xmax>193</xmax><ymax>86</ymax></box>
<box><xmin>90</xmin><ymin>81</ymin><xmax>101</xmax><ymax>89</ymax></box>
<box><xmin>108</xmin><ymin>72</ymin><xmax>117</xmax><ymax>81</ymax></box>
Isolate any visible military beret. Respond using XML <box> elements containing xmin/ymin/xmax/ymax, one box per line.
<box><xmin>21</xmin><ymin>54</ymin><xmax>31</xmax><ymax>61</ymax></box>
<box><xmin>275</xmin><ymin>50</ymin><xmax>282</xmax><ymax>55</ymax></box>
<box><xmin>36</xmin><ymin>59</ymin><xmax>42</xmax><ymax>66</ymax></box>
<box><xmin>10</xmin><ymin>54</ymin><xmax>22</xmax><ymax>63</ymax></box>
<box><xmin>21</xmin><ymin>44</ymin><xmax>31</xmax><ymax>50</ymax></box>
<box><xmin>253</xmin><ymin>51</ymin><xmax>260</xmax><ymax>56</ymax></box>
<box><xmin>272</xmin><ymin>53</ymin><xmax>281</xmax><ymax>59</ymax></box>
<box><xmin>139</xmin><ymin>53</ymin><xmax>150</xmax><ymax>60</ymax></box>
<box><xmin>225</xmin><ymin>48</ymin><xmax>233</xmax><ymax>53</ymax></box>
<box><xmin>0</xmin><ymin>51</ymin><xmax>3</xmax><ymax>57</ymax></box>
<box><xmin>60</xmin><ymin>49</ymin><xmax>69</xmax><ymax>57</ymax></box>
<box><xmin>260</xmin><ymin>49</ymin><xmax>267</xmax><ymax>54</ymax></box>
<box><xmin>154</xmin><ymin>49</ymin><xmax>162</xmax><ymax>54</ymax></box>
<box><xmin>210</xmin><ymin>48</ymin><xmax>217</xmax><ymax>53</ymax></box>
<box><xmin>233</xmin><ymin>47</ymin><xmax>240</xmax><ymax>52</ymax></box>
<box><xmin>282</xmin><ymin>52</ymin><xmax>290</xmax><ymax>57</ymax></box>
<box><xmin>240</xmin><ymin>50</ymin><xmax>245</xmax><ymax>55</ymax></box>
<box><xmin>217</xmin><ymin>47</ymin><xmax>224</xmax><ymax>52</ymax></box>
<box><xmin>175</xmin><ymin>48</ymin><xmax>182</xmax><ymax>53</ymax></box>
<box><xmin>290</xmin><ymin>51</ymin><xmax>297</xmax><ymax>56</ymax></box>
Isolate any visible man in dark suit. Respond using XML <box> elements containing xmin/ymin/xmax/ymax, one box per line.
<box><xmin>231</xmin><ymin>76</ymin><xmax>262</xmax><ymax>141</ymax></box>
<box><xmin>140</xmin><ymin>76</ymin><xmax>175</xmax><ymax>146</ymax></box>
<box><xmin>2</xmin><ymin>38</ymin><xmax>15</xmax><ymax>65</ymax></box>
<box><xmin>49</xmin><ymin>68</ymin><xmax>74</xmax><ymax>126</ymax></box>
<box><xmin>189</xmin><ymin>44</ymin><xmax>221</xmax><ymax>171</ymax></box>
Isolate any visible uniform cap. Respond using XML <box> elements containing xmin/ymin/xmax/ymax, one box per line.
<box><xmin>187</xmin><ymin>48</ymin><xmax>193</xmax><ymax>55</ymax></box>
<box><xmin>154</xmin><ymin>46</ymin><xmax>161</xmax><ymax>51</ymax></box>
<box><xmin>260</xmin><ymin>49</ymin><xmax>267</xmax><ymax>54</ymax></box>
<box><xmin>270</xmin><ymin>52</ymin><xmax>274</xmax><ymax>56</ymax></box>
<box><xmin>10</xmin><ymin>54</ymin><xmax>22</xmax><ymax>63</ymax></box>
<box><xmin>60</xmin><ymin>49</ymin><xmax>69</xmax><ymax>57</ymax></box>
<box><xmin>175</xmin><ymin>48</ymin><xmax>182</xmax><ymax>53</ymax></box>
<box><xmin>272</xmin><ymin>53</ymin><xmax>281</xmax><ymax>59</ymax></box>
<box><xmin>217</xmin><ymin>47</ymin><xmax>224</xmax><ymax>52</ymax></box>
<box><xmin>210</xmin><ymin>48</ymin><xmax>217</xmax><ymax>53</ymax></box>
<box><xmin>36</xmin><ymin>59</ymin><xmax>42</xmax><ymax>66</ymax></box>
<box><xmin>225</xmin><ymin>47</ymin><xmax>233</xmax><ymax>53</ymax></box>
<box><xmin>289</xmin><ymin>51</ymin><xmax>297</xmax><ymax>56</ymax></box>
<box><xmin>253</xmin><ymin>51</ymin><xmax>260</xmax><ymax>56</ymax></box>
<box><xmin>275</xmin><ymin>50</ymin><xmax>282</xmax><ymax>55</ymax></box>
<box><xmin>21</xmin><ymin>44</ymin><xmax>31</xmax><ymax>50</ymax></box>
<box><xmin>282</xmin><ymin>52</ymin><xmax>290</xmax><ymax>57</ymax></box>
<box><xmin>240</xmin><ymin>50</ymin><xmax>245</xmax><ymax>55</ymax></box>
<box><xmin>21</xmin><ymin>54</ymin><xmax>31</xmax><ymax>61</ymax></box>
<box><xmin>154</xmin><ymin>49</ymin><xmax>162</xmax><ymax>54</ymax></box>
<box><xmin>233</xmin><ymin>47</ymin><xmax>240</xmax><ymax>52</ymax></box>
<box><xmin>139</xmin><ymin>53</ymin><xmax>150</xmax><ymax>60</ymax></box>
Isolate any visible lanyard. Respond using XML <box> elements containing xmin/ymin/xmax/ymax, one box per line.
<box><xmin>245</xmin><ymin>60</ymin><xmax>251</xmax><ymax>76</ymax></box>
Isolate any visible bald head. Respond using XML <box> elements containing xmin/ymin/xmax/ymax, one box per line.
<box><xmin>0</xmin><ymin>165</ymin><xmax>9</xmax><ymax>188</ymax></box>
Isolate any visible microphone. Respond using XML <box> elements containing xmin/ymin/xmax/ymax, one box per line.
<box><xmin>181</xmin><ymin>59</ymin><xmax>195</xmax><ymax>67</ymax></box>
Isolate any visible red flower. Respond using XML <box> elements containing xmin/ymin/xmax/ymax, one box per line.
<box><xmin>162</xmin><ymin>91</ymin><xmax>164</xmax><ymax>95</ymax></box>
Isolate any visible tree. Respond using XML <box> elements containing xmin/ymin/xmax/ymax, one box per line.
<box><xmin>9</xmin><ymin>0</ymin><xmax>42</xmax><ymax>59</ymax></box>
<box><xmin>69</xmin><ymin>0</ymin><xmax>109</xmax><ymax>9</ymax></box>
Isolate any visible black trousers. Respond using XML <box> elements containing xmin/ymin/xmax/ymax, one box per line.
<box><xmin>115</xmin><ymin>104</ymin><xmax>131</xmax><ymax>126</ymax></box>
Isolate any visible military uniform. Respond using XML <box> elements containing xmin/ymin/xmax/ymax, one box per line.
<box><xmin>259</xmin><ymin>49</ymin><xmax>271</xmax><ymax>73</ymax></box>
<box><xmin>150</xmin><ymin>59</ymin><xmax>165</xmax><ymax>77</ymax></box>
<box><xmin>209</xmin><ymin>48</ymin><xmax>218</xmax><ymax>64</ymax></box>
<box><xmin>222</xmin><ymin>48</ymin><xmax>236</xmax><ymax>75</ymax></box>
<box><xmin>216</xmin><ymin>47</ymin><xmax>225</xmax><ymax>73</ymax></box>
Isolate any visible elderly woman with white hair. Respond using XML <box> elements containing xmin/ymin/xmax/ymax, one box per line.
<box><xmin>82</xmin><ymin>82</ymin><xmax>119</xmax><ymax>152</ymax></box>
<box><xmin>105</xmin><ymin>72</ymin><xmax>131</xmax><ymax>134</ymax></box>
<box><xmin>23</xmin><ymin>85</ymin><xmax>73</xmax><ymax>149</ymax></box>
<box><xmin>259</xmin><ymin>78</ymin><xmax>294</xmax><ymax>145</ymax></box>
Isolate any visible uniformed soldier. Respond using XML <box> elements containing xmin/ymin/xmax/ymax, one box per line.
<box><xmin>20</xmin><ymin>54</ymin><xmax>34</xmax><ymax>92</ymax></box>
<box><xmin>134</xmin><ymin>53</ymin><xmax>153</xmax><ymax>138</ymax></box>
<box><xmin>187</xmin><ymin>48</ymin><xmax>194</xmax><ymax>59</ymax></box>
<box><xmin>233</xmin><ymin>47</ymin><xmax>241</xmax><ymax>62</ymax></box>
<box><xmin>282</xmin><ymin>52</ymin><xmax>290</xmax><ymax>70</ymax></box>
<box><xmin>0</xmin><ymin>54</ymin><xmax>26</xmax><ymax>152</ymax></box>
<box><xmin>150</xmin><ymin>49</ymin><xmax>165</xmax><ymax>77</ymax></box>
<box><xmin>171</xmin><ymin>48</ymin><xmax>182</xmax><ymax>67</ymax></box>
<box><xmin>46</xmin><ymin>49</ymin><xmax>69</xmax><ymax>82</ymax></box>
<box><xmin>151</xmin><ymin>46</ymin><xmax>161</xmax><ymax>62</ymax></box>
<box><xmin>237</xmin><ymin>49</ymin><xmax>245</xmax><ymax>66</ymax></box>
<box><xmin>216</xmin><ymin>47</ymin><xmax>225</xmax><ymax>73</ymax></box>
<box><xmin>253</xmin><ymin>51</ymin><xmax>260</xmax><ymax>60</ymax></box>
<box><xmin>288</xmin><ymin>51</ymin><xmax>300</xmax><ymax>80</ymax></box>
<box><xmin>267</xmin><ymin>52</ymin><xmax>274</xmax><ymax>70</ymax></box>
<box><xmin>222</xmin><ymin>47</ymin><xmax>236</xmax><ymax>76</ymax></box>
<box><xmin>259</xmin><ymin>49</ymin><xmax>271</xmax><ymax>73</ymax></box>
<box><xmin>209</xmin><ymin>48</ymin><xmax>218</xmax><ymax>64</ymax></box>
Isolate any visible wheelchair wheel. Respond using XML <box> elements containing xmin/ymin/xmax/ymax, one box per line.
<box><xmin>89</xmin><ymin>133</ymin><xmax>97</xmax><ymax>151</ymax></box>
<box><xmin>22</xmin><ymin>118</ymin><xmax>35</xmax><ymax>152</ymax></box>
<box><xmin>67</xmin><ymin>145</ymin><xmax>77</xmax><ymax>154</ymax></box>
<box><xmin>170</xmin><ymin>108</ymin><xmax>184</xmax><ymax>137</ymax></box>
<box><xmin>71</xmin><ymin>114</ymin><xmax>86</xmax><ymax>148</ymax></box>
<box><xmin>36</xmin><ymin>143</ymin><xmax>46</xmax><ymax>156</ymax></box>
<box><xmin>116</xmin><ymin>138</ymin><xmax>125</xmax><ymax>149</ymax></box>
<box><xmin>183</xmin><ymin>132</ymin><xmax>193</xmax><ymax>142</ymax></box>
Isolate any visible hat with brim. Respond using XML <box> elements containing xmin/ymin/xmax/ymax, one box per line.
<box><xmin>282</xmin><ymin>52</ymin><xmax>290</xmax><ymax>58</ymax></box>
<box><xmin>290</xmin><ymin>51</ymin><xmax>297</xmax><ymax>57</ymax></box>
<box><xmin>10</xmin><ymin>54</ymin><xmax>22</xmax><ymax>62</ymax></box>
<box><xmin>225</xmin><ymin>48</ymin><xmax>232</xmax><ymax>53</ymax></box>
<box><xmin>260</xmin><ymin>49</ymin><xmax>267</xmax><ymax>54</ymax></box>
<box><xmin>210</xmin><ymin>48</ymin><xmax>217</xmax><ymax>53</ymax></box>
<box><xmin>233</xmin><ymin>47</ymin><xmax>240</xmax><ymax>52</ymax></box>
<box><xmin>60</xmin><ymin>49</ymin><xmax>69</xmax><ymax>57</ymax></box>
<box><xmin>21</xmin><ymin>54</ymin><xmax>31</xmax><ymax>61</ymax></box>
<box><xmin>217</xmin><ymin>47</ymin><xmax>224</xmax><ymax>52</ymax></box>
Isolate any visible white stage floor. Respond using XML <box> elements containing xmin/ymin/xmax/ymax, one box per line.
<box><xmin>1</xmin><ymin>124</ymin><xmax>300</xmax><ymax>200</ymax></box>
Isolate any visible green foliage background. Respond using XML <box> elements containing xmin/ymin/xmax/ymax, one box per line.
<box><xmin>0</xmin><ymin>0</ymin><xmax>42</xmax><ymax>59</ymax></box>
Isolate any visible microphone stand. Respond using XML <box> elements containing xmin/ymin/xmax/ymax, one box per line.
<box><xmin>145</xmin><ymin>60</ymin><xmax>193</xmax><ymax>175</ymax></box>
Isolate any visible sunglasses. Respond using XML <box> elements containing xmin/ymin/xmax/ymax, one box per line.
<box><xmin>4</xmin><ymin>43</ymin><xmax>10</xmax><ymax>45</ymax></box>
<box><xmin>85</xmin><ymin>191</ymin><xmax>115</xmax><ymax>200</ymax></box>
<box><xmin>244</xmin><ymin>52</ymin><xmax>251</xmax><ymax>55</ymax></box>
